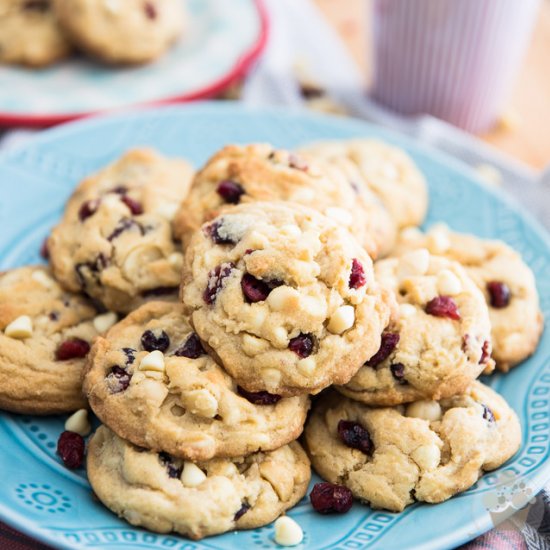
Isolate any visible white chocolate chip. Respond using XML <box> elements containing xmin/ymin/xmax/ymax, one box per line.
<box><xmin>267</xmin><ymin>286</ymin><xmax>300</xmax><ymax>311</ymax></box>
<box><xmin>399</xmin><ymin>303</ymin><xmax>417</xmax><ymax>318</ymax></box>
<box><xmin>397</xmin><ymin>249</ymin><xmax>430</xmax><ymax>281</ymax></box>
<box><xmin>400</xmin><ymin>226</ymin><xmax>423</xmax><ymax>243</ymax></box>
<box><xmin>181</xmin><ymin>462</ymin><xmax>207</xmax><ymax>487</ymax></box>
<box><xmin>327</xmin><ymin>305</ymin><xmax>355</xmax><ymax>334</ymax></box>
<box><xmin>93</xmin><ymin>312</ymin><xmax>118</xmax><ymax>333</ymax></box>
<box><xmin>280</xmin><ymin>224</ymin><xmax>302</xmax><ymax>238</ymax></box>
<box><xmin>274</xmin><ymin>516</ymin><xmax>304</xmax><ymax>546</ymax></box>
<box><xmin>64</xmin><ymin>409</ymin><xmax>91</xmax><ymax>437</ymax></box>
<box><xmin>156</xmin><ymin>202</ymin><xmax>179</xmax><ymax>220</ymax></box>
<box><xmin>242</xmin><ymin>334</ymin><xmax>268</xmax><ymax>356</ymax></box>
<box><xmin>298</xmin><ymin>357</ymin><xmax>316</xmax><ymax>375</ymax></box>
<box><xmin>4</xmin><ymin>315</ymin><xmax>33</xmax><ymax>339</ymax></box>
<box><xmin>300</xmin><ymin>295</ymin><xmax>327</xmax><ymax>319</ymax></box>
<box><xmin>248</xmin><ymin>307</ymin><xmax>268</xmax><ymax>331</ymax></box>
<box><xmin>325</xmin><ymin>207</ymin><xmax>353</xmax><ymax>227</ymax></box>
<box><xmin>436</xmin><ymin>270</ymin><xmax>462</xmax><ymax>296</ymax></box>
<box><xmin>31</xmin><ymin>270</ymin><xmax>55</xmax><ymax>288</ymax></box>
<box><xmin>262</xmin><ymin>368</ymin><xmax>282</xmax><ymax>387</ymax></box>
<box><xmin>405</xmin><ymin>400</ymin><xmax>442</xmax><ymax>422</ymax></box>
<box><xmin>104</xmin><ymin>0</ymin><xmax>122</xmax><ymax>15</ymax></box>
<box><xmin>143</xmin><ymin>370</ymin><xmax>164</xmax><ymax>381</ymax></box>
<box><xmin>411</xmin><ymin>444</ymin><xmax>441</xmax><ymax>471</ymax></box>
<box><xmin>381</xmin><ymin>162</ymin><xmax>399</xmax><ymax>180</ymax></box>
<box><xmin>186</xmin><ymin>389</ymin><xmax>218</xmax><ymax>418</ymax></box>
<box><xmin>427</xmin><ymin>227</ymin><xmax>451</xmax><ymax>254</ymax></box>
<box><xmin>138</xmin><ymin>350</ymin><xmax>165</xmax><ymax>373</ymax></box>
<box><xmin>168</xmin><ymin>252</ymin><xmax>183</xmax><ymax>269</ymax></box>
<box><xmin>272</xmin><ymin>326</ymin><xmax>289</xmax><ymax>347</ymax></box>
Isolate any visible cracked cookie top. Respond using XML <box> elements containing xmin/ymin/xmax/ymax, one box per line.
<box><xmin>394</xmin><ymin>224</ymin><xmax>544</xmax><ymax>371</ymax></box>
<box><xmin>305</xmin><ymin>383</ymin><xmax>521</xmax><ymax>512</ymax></box>
<box><xmin>0</xmin><ymin>265</ymin><xmax>106</xmax><ymax>414</ymax></box>
<box><xmin>48</xmin><ymin>148</ymin><xmax>194</xmax><ymax>313</ymax></box>
<box><xmin>84</xmin><ymin>301</ymin><xmax>310</xmax><ymax>461</ymax></box>
<box><xmin>173</xmin><ymin>143</ymin><xmax>389</xmax><ymax>256</ymax></box>
<box><xmin>181</xmin><ymin>201</ymin><xmax>393</xmax><ymax>396</ymax></box>
<box><xmin>339</xmin><ymin>251</ymin><xmax>494</xmax><ymax>405</ymax></box>
<box><xmin>87</xmin><ymin>425</ymin><xmax>311</xmax><ymax>540</ymax></box>
<box><xmin>298</xmin><ymin>138</ymin><xmax>428</xmax><ymax>230</ymax></box>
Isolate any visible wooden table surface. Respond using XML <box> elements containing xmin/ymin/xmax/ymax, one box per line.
<box><xmin>314</xmin><ymin>0</ymin><xmax>550</xmax><ymax>170</ymax></box>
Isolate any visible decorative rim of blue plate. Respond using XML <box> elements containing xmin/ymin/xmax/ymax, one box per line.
<box><xmin>0</xmin><ymin>102</ymin><xmax>548</xmax><ymax>550</ymax></box>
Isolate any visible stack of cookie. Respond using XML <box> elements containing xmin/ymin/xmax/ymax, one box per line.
<box><xmin>0</xmin><ymin>138</ymin><xmax>543</xmax><ymax>543</ymax></box>
<box><xmin>301</xmin><ymin>140</ymin><xmax>541</xmax><ymax>513</ymax></box>
<box><xmin>0</xmin><ymin>0</ymin><xmax>185</xmax><ymax>68</ymax></box>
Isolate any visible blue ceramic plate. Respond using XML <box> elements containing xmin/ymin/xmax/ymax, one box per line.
<box><xmin>0</xmin><ymin>103</ymin><xmax>548</xmax><ymax>550</ymax></box>
<box><xmin>0</xmin><ymin>0</ymin><xmax>267</xmax><ymax>126</ymax></box>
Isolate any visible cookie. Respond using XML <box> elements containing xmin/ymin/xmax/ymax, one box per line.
<box><xmin>0</xmin><ymin>266</ymin><xmax>108</xmax><ymax>414</ymax></box>
<box><xmin>395</xmin><ymin>225</ymin><xmax>544</xmax><ymax>371</ymax></box>
<box><xmin>0</xmin><ymin>0</ymin><xmax>72</xmax><ymax>67</ymax></box>
<box><xmin>339</xmin><ymin>251</ymin><xmax>494</xmax><ymax>405</ymax></box>
<box><xmin>48</xmin><ymin>149</ymin><xmax>194</xmax><ymax>313</ymax></box>
<box><xmin>84</xmin><ymin>301</ymin><xmax>310</xmax><ymax>461</ymax></box>
<box><xmin>305</xmin><ymin>384</ymin><xmax>521</xmax><ymax>512</ymax></box>
<box><xmin>297</xmin><ymin>139</ymin><xmax>428</xmax><ymax>229</ymax></box>
<box><xmin>181</xmin><ymin>201</ymin><xmax>393</xmax><ymax>396</ymax></box>
<box><xmin>87</xmin><ymin>425</ymin><xmax>311</xmax><ymax>540</ymax></box>
<box><xmin>173</xmin><ymin>143</ymin><xmax>391</xmax><ymax>257</ymax></box>
<box><xmin>53</xmin><ymin>0</ymin><xmax>184</xmax><ymax>64</ymax></box>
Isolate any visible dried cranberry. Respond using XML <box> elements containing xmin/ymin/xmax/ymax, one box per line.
<box><xmin>234</xmin><ymin>502</ymin><xmax>251</xmax><ymax>520</ymax></box>
<box><xmin>216</xmin><ymin>180</ymin><xmax>244</xmax><ymax>204</ymax></box>
<box><xmin>203</xmin><ymin>263</ymin><xmax>234</xmax><ymax>305</ymax></box>
<box><xmin>78</xmin><ymin>199</ymin><xmax>100</xmax><ymax>222</ymax></box>
<box><xmin>310</xmin><ymin>482</ymin><xmax>353</xmax><ymax>514</ymax></box>
<box><xmin>110</xmin><ymin>185</ymin><xmax>127</xmax><ymax>195</ymax></box>
<box><xmin>57</xmin><ymin>431</ymin><xmax>85</xmax><ymax>469</ymax></box>
<box><xmin>337</xmin><ymin>420</ymin><xmax>373</xmax><ymax>455</ymax></box>
<box><xmin>107</xmin><ymin>366</ymin><xmax>132</xmax><ymax>393</ymax></box>
<box><xmin>120</xmin><ymin>195</ymin><xmax>143</xmax><ymax>215</ymax></box>
<box><xmin>425</xmin><ymin>296</ymin><xmax>461</xmax><ymax>320</ymax></box>
<box><xmin>107</xmin><ymin>218</ymin><xmax>144</xmax><ymax>241</ymax></box>
<box><xmin>390</xmin><ymin>362</ymin><xmax>406</xmax><ymax>384</ymax></box>
<box><xmin>123</xmin><ymin>347</ymin><xmax>136</xmax><ymax>365</ymax></box>
<box><xmin>159</xmin><ymin>452</ymin><xmax>182</xmax><ymax>478</ymax></box>
<box><xmin>366</xmin><ymin>332</ymin><xmax>400</xmax><ymax>367</ymax></box>
<box><xmin>237</xmin><ymin>386</ymin><xmax>282</xmax><ymax>405</ymax></box>
<box><xmin>174</xmin><ymin>333</ymin><xmax>205</xmax><ymax>359</ymax></box>
<box><xmin>244</xmin><ymin>249</ymin><xmax>255</xmax><ymax>255</ymax></box>
<box><xmin>288</xmin><ymin>153</ymin><xmax>308</xmax><ymax>171</ymax></box>
<box><xmin>40</xmin><ymin>237</ymin><xmax>50</xmax><ymax>259</ymax></box>
<box><xmin>479</xmin><ymin>340</ymin><xmax>491</xmax><ymax>364</ymax></box>
<box><xmin>144</xmin><ymin>1</ymin><xmax>157</xmax><ymax>19</ymax></box>
<box><xmin>56</xmin><ymin>339</ymin><xmax>90</xmax><ymax>361</ymax></box>
<box><xmin>288</xmin><ymin>333</ymin><xmax>315</xmax><ymax>358</ymax></box>
<box><xmin>141</xmin><ymin>329</ymin><xmax>170</xmax><ymax>352</ymax></box>
<box><xmin>484</xmin><ymin>409</ymin><xmax>495</xmax><ymax>423</ymax></box>
<box><xmin>206</xmin><ymin>220</ymin><xmax>237</xmax><ymax>245</ymax></box>
<box><xmin>349</xmin><ymin>259</ymin><xmax>366</xmax><ymax>289</ymax></box>
<box><xmin>241</xmin><ymin>273</ymin><xmax>272</xmax><ymax>303</ymax></box>
<box><xmin>486</xmin><ymin>281</ymin><xmax>511</xmax><ymax>308</ymax></box>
